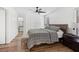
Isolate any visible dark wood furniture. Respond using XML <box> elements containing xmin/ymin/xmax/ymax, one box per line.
<box><xmin>62</xmin><ymin>33</ymin><xmax>79</xmax><ymax>51</ymax></box>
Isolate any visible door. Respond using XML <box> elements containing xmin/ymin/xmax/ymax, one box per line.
<box><xmin>0</xmin><ymin>8</ymin><xmax>5</xmax><ymax>44</ymax></box>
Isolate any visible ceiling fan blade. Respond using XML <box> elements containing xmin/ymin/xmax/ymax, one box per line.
<box><xmin>45</xmin><ymin>8</ymin><xmax>60</xmax><ymax>16</ymax></box>
<box><xmin>38</xmin><ymin>11</ymin><xmax>46</xmax><ymax>13</ymax></box>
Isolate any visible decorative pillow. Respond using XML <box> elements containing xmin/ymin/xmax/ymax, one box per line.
<box><xmin>45</xmin><ymin>26</ymin><xmax>60</xmax><ymax>31</ymax></box>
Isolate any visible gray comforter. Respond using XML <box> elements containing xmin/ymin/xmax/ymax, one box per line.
<box><xmin>27</xmin><ymin>29</ymin><xmax>59</xmax><ymax>49</ymax></box>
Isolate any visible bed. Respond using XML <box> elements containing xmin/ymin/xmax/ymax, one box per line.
<box><xmin>27</xmin><ymin>24</ymin><xmax>68</xmax><ymax>49</ymax></box>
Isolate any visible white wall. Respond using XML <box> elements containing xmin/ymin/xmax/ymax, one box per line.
<box><xmin>0</xmin><ymin>8</ymin><xmax>6</xmax><ymax>44</ymax></box>
<box><xmin>5</xmin><ymin>8</ymin><xmax>18</xmax><ymax>43</ymax></box>
<box><xmin>46</xmin><ymin>7</ymin><xmax>77</xmax><ymax>35</ymax></box>
<box><xmin>24</xmin><ymin>12</ymin><xmax>45</xmax><ymax>37</ymax></box>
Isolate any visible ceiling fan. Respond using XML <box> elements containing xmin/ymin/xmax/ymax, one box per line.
<box><xmin>35</xmin><ymin>7</ymin><xmax>46</xmax><ymax>13</ymax></box>
<box><xmin>29</xmin><ymin>7</ymin><xmax>46</xmax><ymax>14</ymax></box>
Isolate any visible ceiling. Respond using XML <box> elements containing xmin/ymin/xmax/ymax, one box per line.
<box><xmin>14</xmin><ymin>7</ymin><xmax>58</xmax><ymax>17</ymax></box>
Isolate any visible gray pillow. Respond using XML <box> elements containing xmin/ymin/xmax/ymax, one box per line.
<box><xmin>45</xmin><ymin>26</ymin><xmax>60</xmax><ymax>31</ymax></box>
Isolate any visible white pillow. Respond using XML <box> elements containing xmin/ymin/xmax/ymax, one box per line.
<box><xmin>57</xmin><ymin>29</ymin><xmax>64</xmax><ymax>38</ymax></box>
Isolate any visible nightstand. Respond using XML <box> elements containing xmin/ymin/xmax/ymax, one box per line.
<box><xmin>62</xmin><ymin>33</ymin><xmax>79</xmax><ymax>51</ymax></box>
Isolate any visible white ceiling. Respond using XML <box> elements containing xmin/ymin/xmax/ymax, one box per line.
<box><xmin>14</xmin><ymin>7</ymin><xmax>58</xmax><ymax>17</ymax></box>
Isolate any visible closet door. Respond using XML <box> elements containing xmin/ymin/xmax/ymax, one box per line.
<box><xmin>0</xmin><ymin>8</ymin><xmax>5</xmax><ymax>44</ymax></box>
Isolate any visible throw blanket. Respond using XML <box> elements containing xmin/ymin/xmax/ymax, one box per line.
<box><xmin>27</xmin><ymin>29</ymin><xmax>59</xmax><ymax>49</ymax></box>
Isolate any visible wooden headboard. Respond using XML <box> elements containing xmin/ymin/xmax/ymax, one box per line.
<box><xmin>49</xmin><ymin>24</ymin><xmax>68</xmax><ymax>33</ymax></box>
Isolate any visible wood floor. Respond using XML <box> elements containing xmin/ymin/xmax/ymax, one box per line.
<box><xmin>0</xmin><ymin>33</ymin><xmax>73</xmax><ymax>52</ymax></box>
<box><xmin>30</xmin><ymin>43</ymin><xmax>73</xmax><ymax>52</ymax></box>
